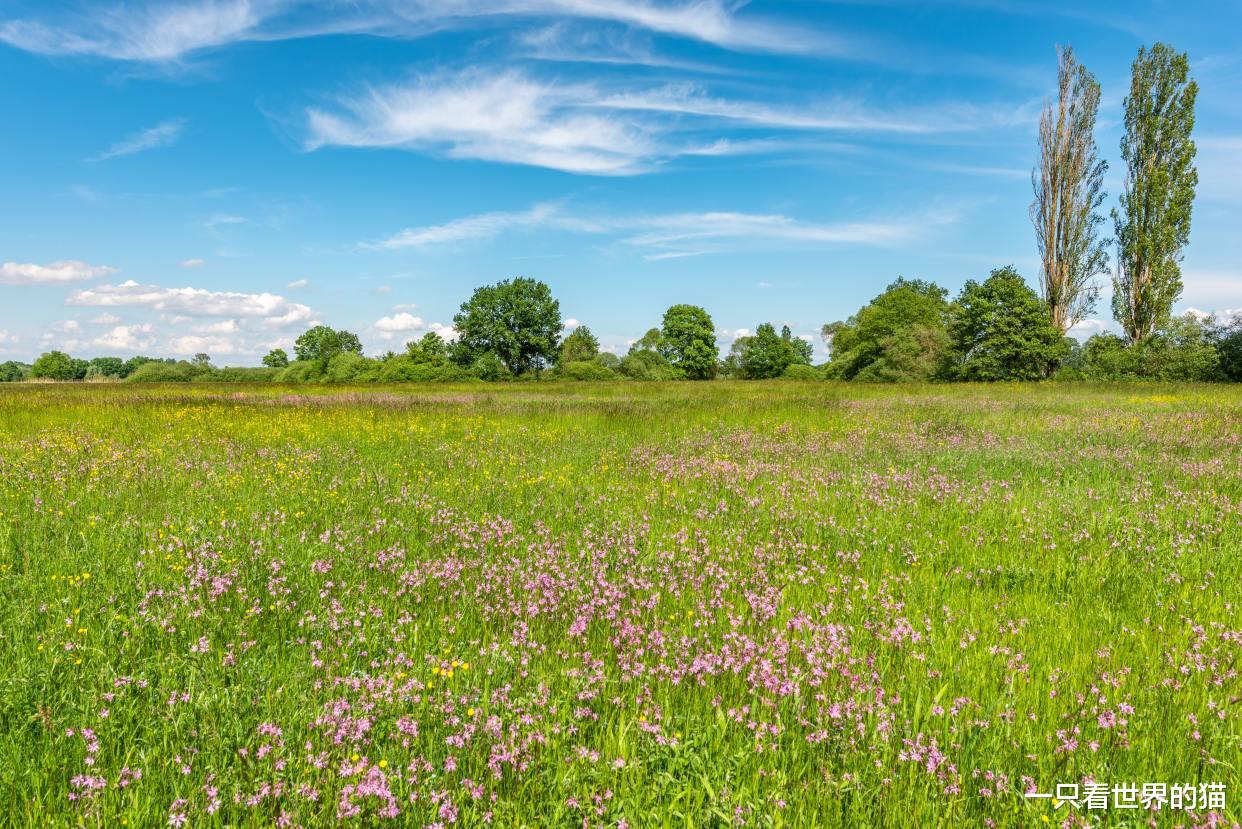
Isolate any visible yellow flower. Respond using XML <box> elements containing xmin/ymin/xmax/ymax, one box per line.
<box><xmin>467</xmin><ymin>708</ymin><xmax>475</xmax><ymax>717</ymax></box>
<box><xmin>378</xmin><ymin>759</ymin><xmax>388</xmax><ymax>769</ymax></box>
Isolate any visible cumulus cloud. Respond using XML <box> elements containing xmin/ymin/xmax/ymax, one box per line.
<box><xmin>66</xmin><ymin>280</ymin><xmax>313</xmax><ymax>326</ymax></box>
<box><xmin>1</xmin><ymin>260</ymin><xmax>118</xmax><ymax>285</ymax></box>
<box><xmin>562</xmin><ymin>318</ymin><xmax>581</xmax><ymax>329</ymax></box>
<box><xmin>374</xmin><ymin>312</ymin><xmax>425</xmax><ymax>332</ymax></box>
<box><xmin>94</xmin><ymin>324</ymin><xmax>155</xmax><ymax>350</ymax></box>
<box><xmin>93</xmin><ymin>119</ymin><xmax>185</xmax><ymax>161</ymax></box>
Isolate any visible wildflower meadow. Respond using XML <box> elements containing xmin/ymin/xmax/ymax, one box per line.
<box><xmin>0</xmin><ymin>382</ymin><xmax>1238</xmax><ymax>828</ymax></box>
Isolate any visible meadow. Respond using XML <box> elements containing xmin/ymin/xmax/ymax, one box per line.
<box><xmin>0</xmin><ymin>382</ymin><xmax>1238</xmax><ymax>828</ymax></box>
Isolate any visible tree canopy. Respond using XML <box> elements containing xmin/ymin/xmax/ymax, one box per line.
<box><xmin>452</xmin><ymin>277</ymin><xmax>562</xmax><ymax>375</ymax></box>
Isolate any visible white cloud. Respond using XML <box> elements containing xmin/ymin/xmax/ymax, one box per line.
<box><xmin>308</xmin><ymin>69</ymin><xmax>1029</xmax><ymax>175</ymax></box>
<box><xmin>94</xmin><ymin>324</ymin><xmax>155</xmax><ymax>350</ymax></box>
<box><xmin>167</xmin><ymin>334</ymin><xmax>244</xmax><ymax>356</ymax></box>
<box><xmin>563</xmin><ymin>318</ymin><xmax>581</xmax><ymax>329</ymax></box>
<box><xmin>374</xmin><ymin>312</ymin><xmax>425</xmax><ymax>332</ymax></box>
<box><xmin>285</xmin><ymin>278</ymin><xmax>309</xmax><ymax>288</ymax></box>
<box><xmin>370</xmin><ymin>202</ymin><xmax>940</xmax><ymax>257</ymax></box>
<box><xmin>0</xmin><ymin>330</ymin><xmax>18</xmax><ymax>347</ymax></box>
<box><xmin>0</xmin><ymin>1</ymin><xmax>821</xmax><ymax>63</ymax></box>
<box><xmin>66</xmin><ymin>280</ymin><xmax>313</xmax><ymax>326</ymax></box>
<box><xmin>204</xmin><ymin>213</ymin><xmax>247</xmax><ymax>229</ymax></box>
<box><xmin>369</xmin><ymin>311</ymin><xmax>456</xmax><ymax>344</ymax></box>
<box><xmin>1</xmin><ymin>260</ymin><xmax>118</xmax><ymax>285</ymax></box>
<box><xmin>89</xmin><ymin>313</ymin><xmax>123</xmax><ymax>325</ymax></box>
<box><xmin>180</xmin><ymin>258</ymin><xmax>206</xmax><ymax>268</ymax></box>
<box><xmin>93</xmin><ymin>119</ymin><xmax>185</xmax><ymax>161</ymax></box>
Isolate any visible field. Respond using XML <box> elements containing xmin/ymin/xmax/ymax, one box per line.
<box><xmin>0</xmin><ymin>382</ymin><xmax>1238</xmax><ymax>828</ymax></box>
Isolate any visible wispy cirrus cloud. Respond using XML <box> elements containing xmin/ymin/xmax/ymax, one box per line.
<box><xmin>92</xmin><ymin>119</ymin><xmax>186</xmax><ymax>161</ymax></box>
<box><xmin>367</xmin><ymin>201</ymin><xmax>949</xmax><ymax>258</ymax></box>
<box><xmin>1</xmin><ymin>260</ymin><xmax>118</xmax><ymax>285</ymax></box>
<box><xmin>0</xmin><ymin>0</ymin><xmax>827</xmax><ymax>63</ymax></box>
<box><xmin>306</xmin><ymin>69</ymin><xmax>1032</xmax><ymax>175</ymax></box>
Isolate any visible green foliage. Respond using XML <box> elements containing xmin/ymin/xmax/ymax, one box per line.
<box><xmin>659</xmin><ymin>304</ymin><xmax>717</xmax><ymax>380</ymax></box>
<box><xmin>825</xmin><ymin>278</ymin><xmax>950</xmax><ymax>381</ymax></box>
<box><xmin>468</xmin><ymin>351</ymin><xmax>512</xmax><ymax>381</ymax></box>
<box><xmin>619</xmin><ymin>348</ymin><xmax>682</xmax><ymax>380</ymax></box>
<box><xmin>405</xmin><ymin>332</ymin><xmax>451</xmax><ymax>365</ymax></box>
<box><xmin>558</xmin><ymin>326</ymin><xmax>600</xmax><ymax>365</ymax></box>
<box><xmin>275</xmin><ymin>360</ymin><xmax>326</xmax><ymax>383</ymax></box>
<box><xmin>781</xmin><ymin>363</ymin><xmax>821</xmax><ymax>380</ymax></box>
<box><xmin>1081</xmin><ymin>314</ymin><xmax>1222</xmax><ymax>380</ymax></box>
<box><xmin>0</xmin><ymin>361</ymin><xmax>29</xmax><ymax>382</ymax></box>
<box><xmin>205</xmin><ymin>367</ymin><xmax>281</xmax><ymax>382</ymax></box>
<box><xmin>126</xmin><ymin>360</ymin><xmax>200</xmax><ymax>382</ymax></box>
<box><xmin>594</xmin><ymin>352</ymin><xmax>621</xmax><ymax>370</ymax></box>
<box><xmin>1217</xmin><ymin>317</ymin><xmax>1242</xmax><ymax>381</ymax></box>
<box><xmin>629</xmin><ymin>328</ymin><xmax>663</xmax><ymax>354</ymax></box>
<box><xmin>325</xmin><ymin>351</ymin><xmax>373</xmax><ymax>383</ymax></box>
<box><xmin>87</xmin><ymin>357</ymin><xmax>125</xmax><ymax>378</ymax></box>
<box><xmin>452</xmin><ymin>277</ymin><xmax>562</xmax><ymax>375</ymax></box>
<box><xmin>1113</xmin><ymin>43</ymin><xmax>1199</xmax><ymax>342</ymax></box>
<box><xmin>375</xmin><ymin>356</ymin><xmax>474</xmax><ymax>383</ymax></box>
<box><xmin>558</xmin><ymin>360</ymin><xmax>617</xmax><ymax>381</ymax></box>
<box><xmin>294</xmin><ymin>325</ymin><xmax>364</xmax><ymax>363</ymax></box>
<box><xmin>733</xmin><ymin>323</ymin><xmax>795</xmax><ymax>379</ymax></box>
<box><xmin>31</xmin><ymin>350</ymin><xmax>79</xmax><ymax>381</ymax></box>
<box><xmin>946</xmin><ymin>266</ymin><xmax>1068</xmax><ymax>381</ymax></box>
<box><xmin>121</xmin><ymin>356</ymin><xmax>160</xmax><ymax>378</ymax></box>
<box><xmin>1032</xmin><ymin>46</ymin><xmax>1108</xmax><ymax>334</ymax></box>
<box><xmin>262</xmin><ymin>348</ymin><xmax>290</xmax><ymax>368</ymax></box>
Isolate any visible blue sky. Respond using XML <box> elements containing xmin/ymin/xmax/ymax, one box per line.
<box><xmin>1</xmin><ymin>0</ymin><xmax>1239</xmax><ymax>363</ymax></box>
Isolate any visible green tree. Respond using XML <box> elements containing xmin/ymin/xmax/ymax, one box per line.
<box><xmin>659</xmin><ymin>305</ymin><xmax>716</xmax><ymax>380</ymax></box>
<box><xmin>121</xmin><ymin>356</ymin><xmax>160</xmax><ymax>377</ymax></box>
<box><xmin>88</xmin><ymin>356</ymin><xmax>125</xmax><ymax>377</ymax></box>
<box><xmin>0</xmin><ymin>361</ymin><xmax>27</xmax><ymax>382</ymax></box>
<box><xmin>31</xmin><ymin>350</ymin><xmax>78</xmax><ymax>380</ymax></box>
<box><xmin>405</xmin><ymin>332</ymin><xmax>451</xmax><ymax>365</ymax></box>
<box><xmin>947</xmin><ymin>266</ymin><xmax>1068</xmax><ymax>381</ymax></box>
<box><xmin>824</xmin><ymin>278</ymin><xmax>950</xmax><ymax>381</ymax></box>
<box><xmin>736</xmin><ymin>323</ymin><xmax>796</xmax><ymax>379</ymax></box>
<box><xmin>1218</xmin><ymin>316</ymin><xmax>1242</xmax><ymax>381</ymax></box>
<box><xmin>782</xmin><ymin>325</ymin><xmax>814</xmax><ymax>365</ymax></box>
<box><xmin>1113</xmin><ymin>43</ymin><xmax>1198</xmax><ymax>343</ymax></box>
<box><xmin>262</xmin><ymin>348</ymin><xmax>289</xmax><ymax>368</ymax></box>
<box><xmin>1031</xmin><ymin>46</ymin><xmax>1109</xmax><ymax>335</ymax></box>
<box><xmin>294</xmin><ymin>326</ymin><xmax>364</xmax><ymax>363</ymax></box>
<box><xmin>558</xmin><ymin>326</ymin><xmax>599</xmax><ymax>365</ymax></box>
<box><xmin>452</xmin><ymin>277</ymin><xmax>561</xmax><ymax>375</ymax></box>
<box><xmin>627</xmin><ymin>328</ymin><xmax>663</xmax><ymax>356</ymax></box>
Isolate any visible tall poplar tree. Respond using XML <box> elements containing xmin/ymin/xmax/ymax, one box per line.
<box><xmin>1112</xmin><ymin>43</ymin><xmax>1198</xmax><ymax>343</ymax></box>
<box><xmin>1031</xmin><ymin>46</ymin><xmax>1108</xmax><ymax>335</ymax></box>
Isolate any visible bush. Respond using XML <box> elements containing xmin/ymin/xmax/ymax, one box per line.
<box><xmin>205</xmin><ymin>367</ymin><xmax>282</xmax><ymax>383</ymax></box>
<box><xmin>781</xmin><ymin>364</ymin><xmax>821</xmax><ymax>380</ymax></box>
<box><xmin>275</xmin><ymin>360</ymin><xmax>326</xmax><ymax>383</ymax></box>
<box><xmin>126</xmin><ymin>361</ymin><xmax>198</xmax><ymax>382</ymax></box>
<box><xmin>558</xmin><ymin>360</ymin><xmax>617</xmax><ymax>381</ymax></box>
<box><xmin>619</xmin><ymin>349</ymin><xmax>682</xmax><ymax>381</ymax></box>
<box><xmin>325</xmin><ymin>352</ymin><xmax>373</xmax><ymax>383</ymax></box>
<box><xmin>375</xmin><ymin>356</ymin><xmax>475</xmax><ymax>383</ymax></box>
<box><xmin>1081</xmin><ymin>315</ymin><xmax>1222</xmax><ymax>381</ymax></box>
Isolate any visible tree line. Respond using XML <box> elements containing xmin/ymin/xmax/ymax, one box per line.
<box><xmin>3</xmin><ymin>43</ymin><xmax>1238</xmax><ymax>385</ymax></box>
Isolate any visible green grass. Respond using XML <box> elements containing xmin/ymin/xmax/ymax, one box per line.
<box><xmin>0</xmin><ymin>382</ymin><xmax>1238</xmax><ymax>827</ymax></box>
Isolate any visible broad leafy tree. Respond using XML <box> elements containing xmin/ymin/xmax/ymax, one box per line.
<box><xmin>1113</xmin><ymin>43</ymin><xmax>1198</xmax><ymax>342</ymax></box>
<box><xmin>294</xmin><ymin>325</ymin><xmax>364</xmax><ymax>363</ymax></box>
<box><xmin>659</xmin><ymin>304</ymin><xmax>716</xmax><ymax>380</ymax></box>
<box><xmin>824</xmin><ymin>278</ymin><xmax>950</xmax><ymax>381</ymax></box>
<box><xmin>1031</xmin><ymin>46</ymin><xmax>1108</xmax><ymax>335</ymax></box>
<box><xmin>947</xmin><ymin>266</ymin><xmax>1067</xmax><ymax>380</ymax></box>
<box><xmin>452</xmin><ymin>277</ymin><xmax>561</xmax><ymax>375</ymax></box>
<box><xmin>262</xmin><ymin>348</ymin><xmax>289</xmax><ymax>368</ymax></box>
<box><xmin>31</xmin><ymin>350</ymin><xmax>79</xmax><ymax>380</ymax></box>
<box><xmin>559</xmin><ymin>325</ymin><xmax>600</xmax><ymax>365</ymax></box>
